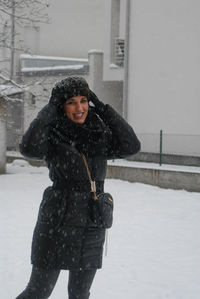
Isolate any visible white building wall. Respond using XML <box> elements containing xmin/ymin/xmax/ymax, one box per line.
<box><xmin>128</xmin><ymin>0</ymin><xmax>200</xmax><ymax>156</ymax></box>
<box><xmin>0</xmin><ymin>99</ymin><xmax>7</xmax><ymax>173</ymax></box>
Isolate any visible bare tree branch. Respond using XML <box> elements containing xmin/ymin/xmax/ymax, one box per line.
<box><xmin>0</xmin><ymin>72</ymin><xmax>24</xmax><ymax>89</ymax></box>
<box><xmin>0</xmin><ymin>7</ymin><xmax>49</xmax><ymax>24</ymax></box>
<box><xmin>0</xmin><ymin>0</ymin><xmax>50</xmax><ymax>78</ymax></box>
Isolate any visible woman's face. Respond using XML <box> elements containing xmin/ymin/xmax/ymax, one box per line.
<box><xmin>64</xmin><ymin>96</ymin><xmax>89</xmax><ymax>124</ymax></box>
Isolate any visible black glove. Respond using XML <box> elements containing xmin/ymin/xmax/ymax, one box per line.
<box><xmin>49</xmin><ymin>94</ymin><xmax>61</xmax><ymax>108</ymax></box>
<box><xmin>89</xmin><ymin>91</ymin><xmax>106</xmax><ymax>115</ymax></box>
<box><xmin>37</xmin><ymin>103</ymin><xmax>58</xmax><ymax>125</ymax></box>
<box><xmin>49</xmin><ymin>83</ymin><xmax>66</xmax><ymax>111</ymax></box>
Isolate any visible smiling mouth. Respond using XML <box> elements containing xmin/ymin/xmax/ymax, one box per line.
<box><xmin>73</xmin><ymin>113</ymin><xmax>84</xmax><ymax>119</ymax></box>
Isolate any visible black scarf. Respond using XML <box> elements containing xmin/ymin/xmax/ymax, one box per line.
<box><xmin>49</xmin><ymin>109</ymin><xmax>111</xmax><ymax>157</ymax></box>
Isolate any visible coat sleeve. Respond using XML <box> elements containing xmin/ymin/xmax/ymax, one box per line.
<box><xmin>101</xmin><ymin>105</ymin><xmax>141</xmax><ymax>159</ymax></box>
<box><xmin>19</xmin><ymin>104</ymin><xmax>58</xmax><ymax>160</ymax></box>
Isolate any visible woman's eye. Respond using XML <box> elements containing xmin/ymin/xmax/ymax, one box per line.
<box><xmin>81</xmin><ymin>99</ymin><xmax>87</xmax><ymax>103</ymax></box>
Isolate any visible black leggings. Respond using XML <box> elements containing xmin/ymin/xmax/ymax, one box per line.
<box><xmin>15</xmin><ymin>266</ymin><xmax>97</xmax><ymax>299</ymax></box>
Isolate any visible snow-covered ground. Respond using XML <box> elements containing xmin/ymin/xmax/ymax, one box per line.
<box><xmin>0</xmin><ymin>160</ymin><xmax>200</xmax><ymax>299</ymax></box>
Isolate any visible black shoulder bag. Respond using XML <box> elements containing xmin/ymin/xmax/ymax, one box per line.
<box><xmin>81</xmin><ymin>154</ymin><xmax>113</xmax><ymax>229</ymax></box>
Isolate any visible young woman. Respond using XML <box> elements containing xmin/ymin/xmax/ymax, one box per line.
<box><xmin>16</xmin><ymin>76</ymin><xmax>140</xmax><ymax>299</ymax></box>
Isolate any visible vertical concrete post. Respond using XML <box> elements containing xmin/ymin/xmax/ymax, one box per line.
<box><xmin>88</xmin><ymin>50</ymin><xmax>104</xmax><ymax>93</ymax></box>
<box><xmin>87</xmin><ymin>49</ymin><xmax>123</xmax><ymax>112</ymax></box>
<box><xmin>0</xmin><ymin>98</ymin><xmax>7</xmax><ymax>174</ymax></box>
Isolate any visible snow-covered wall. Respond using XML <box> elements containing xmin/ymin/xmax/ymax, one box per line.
<box><xmin>127</xmin><ymin>0</ymin><xmax>200</xmax><ymax>156</ymax></box>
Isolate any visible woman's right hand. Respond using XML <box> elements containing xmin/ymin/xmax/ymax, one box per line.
<box><xmin>37</xmin><ymin>103</ymin><xmax>58</xmax><ymax>125</ymax></box>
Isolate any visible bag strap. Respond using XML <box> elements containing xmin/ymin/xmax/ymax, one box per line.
<box><xmin>81</xmin><ymin>153</ymin><xmax>98</xmax><ymax>200</ymax></box>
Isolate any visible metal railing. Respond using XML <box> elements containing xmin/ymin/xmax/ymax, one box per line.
<box><xmin>137</xmin><ymin>131</ymin><xmax>200</xmax><ymax>166</ymax></box>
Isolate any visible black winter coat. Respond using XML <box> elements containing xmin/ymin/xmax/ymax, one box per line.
<box><xmin>20</xmin><ymin>103</ymin><xmax>140</xmax><ymax>270</ymax></box>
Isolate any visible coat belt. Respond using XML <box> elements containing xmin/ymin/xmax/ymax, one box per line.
<box><xmin>52</xmin><ymin>180</ymin><xmax>104</xmax><ymax>193</ymax></box>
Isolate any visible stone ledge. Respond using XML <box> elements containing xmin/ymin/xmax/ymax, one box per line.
<box><xmin>107</xmin><ymin>164</ymin><xmax>200</xmax><ymax>193</ymax></box>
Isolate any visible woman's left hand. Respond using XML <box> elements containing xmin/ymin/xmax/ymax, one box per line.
<box><xmin>89</xmin><ymin>91</ymin><xmax>106</xmax><ymax>115</ymax></box>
